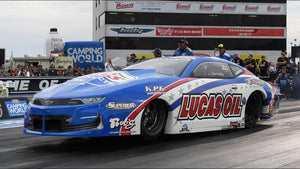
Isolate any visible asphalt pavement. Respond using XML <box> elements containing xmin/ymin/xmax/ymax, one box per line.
<box><xmin>0</xmin><ymin>100</ymin><xmax>300</xmax><ymax>168</ymax></box>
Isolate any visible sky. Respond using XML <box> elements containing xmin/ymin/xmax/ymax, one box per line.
<box><xmin>0</xmin><ymin>1</ymin><xmax>299</xmax><ymax>59</ymax></box>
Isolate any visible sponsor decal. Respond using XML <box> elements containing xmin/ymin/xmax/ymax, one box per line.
<box><xmin>199</xmin><ymin>4</ymin><xmax>214</xmax><ymax>11</ymax></box>
<box><xmin>179</xmin><ymin>124</ymin><xmax>190</xmax><ymax>133</ymax></box>
<box><xmin>222</xmin><ymin>4</ymin><xmax>236</xmax><ymax>11</ymax></box>
<box><xmin>109</xmin><ymin>118</ymin><xmax>135</xmax><ymax>130</ymax></box>
<box><xmin>267</xmin><ymin>5</ymin><xmax>281</xmax><ymax>12</ymax></box>
<box><xmin>176</xmin><ymin>3</ymin><xmax>191</xmax><ymax>10</ymax></box>
<box><xmin>246</xmin><ymin>78</ymin><xmax>264</xmax><ymax>85</ymax></box>
<box><xmin>116</xmin><ymin>2</ymin><xmax>134</xmax><ymax>9</ymax></box>
<box><xmin>110</xmin><ymin>27</ymin><xmax>154</xmax><ymax>34</ymax></box>
<box><xmin>106</xmin><ymin>102</ymin><xmax>136</xmax><ymax>110</ymax></box>
<box><xmin>145</xmin><ymin>86</ymin><xmax>165</xmax><ymax>95</ymax></box>
<box><xmin>203</xmin><ymin>27</ymin><xmax>284</xmax><ymax>37</ymax></box>
<box><xmin>178</xmin><ymin>93</ymin><xmax>243</xmax><ymax>120</ymax></box>
<box><xmin>101</xmin><ymin>71</ymin><xmax>135</xmax><ymax>82</ymax></box>
<box><xmin>156</xmin><ymin>27</ymin><xmax>202</xmax><ymax>36</ymax></box>
<box><xmin>5</xmin><ymin>100</ymin><xmax>28</xmax><ymax>117</ymax></box>
<box><xmin>245</xmin><ymin>5</ymin><xmax>259</xmax><ymax>12</ymax></box>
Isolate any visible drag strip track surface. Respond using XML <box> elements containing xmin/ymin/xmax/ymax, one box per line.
<box><xmin>1</xmin><ymin>100</ymin><xmax>300</xmax><ymax>168</ymax></box>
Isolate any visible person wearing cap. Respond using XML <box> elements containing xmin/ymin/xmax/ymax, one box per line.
<box><xmin>153</xmin><ymin>48</ymin><xmax>162</xmax><ymax>58</ymax></box>
<box><xmin>127</xmin><ymin>53</ymin><xmax>138</xmax><ymax>66</ymax></box>
<box><xmin>245</xmin><ymin>54</ymin><xmax>257</xmax><ymax>75</ymax></box>
<box><xmin>214</xmin><ymin>44</ymin><xmax>230</xmax><ymax>61</ymax></box>
<box><xmin>275</xmin><ymin>66</ymin><xmax>291</xmax><ymax>99</ymax></box>
<box><xmin>259</xmin><ymin>55</ymin><xmax>269</xmax><ymax>77</ymax></box>
<box><xmin>173</xmin><ymin>38</ymin><xmax>194</xmax><ymax>56</ymax></box>
<box><xmin>231</xmin><ymin>52</ymin><xmax>245</xmax><ymax>67</ymax></box>
<box><xmin>276</xmin><ymin>50</ymin><xmax>289</xmax><ymax>73</ymax></box>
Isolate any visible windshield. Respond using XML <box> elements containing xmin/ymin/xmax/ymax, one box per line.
<box><xmin>123</xmin><ymin>57</ymin><xmax>193</xmax><ymax>77</ymax></box>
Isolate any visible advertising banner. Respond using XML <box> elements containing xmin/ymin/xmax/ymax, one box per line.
<box><xmin>64</xmin><ymin>41</ymin><xmax>105</xmax><ymax>69</ymax></box>
<box><xmin>107</xmin><ymin>25</ymin><xmax>285</xmax><ymax>38</ymax></box>
<box><xmin>203</xmin><ymin>28</ymin><xmax>285</xmax><ymax>37</ymax></box>
<box><xmin>0</xmin><ymin>77</ymin><xmax>72</xmax><ymax>94</ymax></box>
<box><xmin>156</xmin><ymin>27</ymin><xmax>202</xmax><ymax>37</ymax></box>
<box><xmin>107</xmin><ymin>1</ymin><xmax>286</xmax><ymax>15</ymax></box>
<box><xmin>0</xmin><ymin>97</ymin><xmax>29</xmax><ymax>119</ymax></box>
<box><xmin>54</xmin><ymin>56</ymin><xmax>73</xmax><ymax>68</ymax></box>
<box><xmin>5</xmin><ymin>99</ymin><xmax>27</xmax><ymax>117</ymax></box>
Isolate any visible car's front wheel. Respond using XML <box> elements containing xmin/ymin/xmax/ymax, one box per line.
<box><xmin>245</xmin><ymin>93</ymin><xmax>262</xmax><ymax>128</ymax></box>
<box><xmin>141</xmin><ymin>100</ymin><xmax>168</xmax><ymax>141</ymax></box>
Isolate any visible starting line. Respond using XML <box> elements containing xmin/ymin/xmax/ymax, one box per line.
<box><xmin>0</xmin><ymin>118</ymin><xmax>24</xmax><ymax>129</ymax></box>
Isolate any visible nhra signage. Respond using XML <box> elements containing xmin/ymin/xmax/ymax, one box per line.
<box><xmin>0</xmin><ymin>77</ymin><xmax>72</xmax><ymax>94</ymax></box>
<box><xmin>64</xmin><ymin>41</ymin><xmax>104</xmax><ymax>69</ymax></box>
<box><xmin>0</xmin><ymin>97</ymin><xmax>29</xmax><ymax>119</ymax></box>
<box><xmin>5</xmin><ymin>99</ymin><xmax>27</xmax><ymax>117</ymax></box>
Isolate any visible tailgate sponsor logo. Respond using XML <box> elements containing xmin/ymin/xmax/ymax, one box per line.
<box><xmin>178</xmin><ymin>93</ymin><xmax>242</xmax><ymax>120</ymax></box>
<box><xmin>106</xmin><ymin>102</ymin><xmax>136</xmax><ymax>110</ymax></box>
<box><xmin>110</xmin><ymin>28</ymin><xmax>154</xmax><ymax>34</ymax></box>
<box><xmin>109</xmin><ymin>118</ymin><xmax>135</xmax><ymax>130</ymax></box>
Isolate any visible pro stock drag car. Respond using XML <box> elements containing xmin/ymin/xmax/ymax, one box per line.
<box><xmin>24</xmin><ymin>56</ymin><xmax>279</xmax><ymax>140</ymax></box>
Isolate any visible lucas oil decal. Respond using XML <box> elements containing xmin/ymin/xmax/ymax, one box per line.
<box><xmin>178</xmin><ymin>93</ymin><xmax>243</xmax><ymax>120</ymax></box>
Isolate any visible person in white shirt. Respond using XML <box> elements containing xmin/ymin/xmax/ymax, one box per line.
<box><xmin>105</xmin><ymin>58</ymin><xmax>115</xmax><ymax>72</ymax></box>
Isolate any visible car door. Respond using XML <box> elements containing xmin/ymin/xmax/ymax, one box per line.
<box><xmin>177</xmin><ymin>61</ymin><xmax>246</xmax><ymax>132</ymax></box>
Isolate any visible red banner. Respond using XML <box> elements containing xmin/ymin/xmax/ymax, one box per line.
<box><xmin>203</xmin><ymin>28</ymin><xmax>284</xmax><ymax>37</ymax></box>
<box><xmin>156</xmin><ymin>27</ymin><xmax>202</xmax><ymax>36</ymax></box>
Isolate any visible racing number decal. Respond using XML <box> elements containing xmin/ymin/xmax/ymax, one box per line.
<box><xmin>178</xmin><ymin>93</ymin><xmax>243</xmax><ymax>120</ymax></box>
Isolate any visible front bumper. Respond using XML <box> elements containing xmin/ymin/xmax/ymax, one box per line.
<box><xmin>23</xmin><ymin>102</ymin><xmax>133</xmax><ymax>137</ymax></box>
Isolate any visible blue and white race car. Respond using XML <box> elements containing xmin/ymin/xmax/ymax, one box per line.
<box><xmin>24</xmin><ymin>56</ymin><xmax>279</xmax><ymax>140</ymax></box>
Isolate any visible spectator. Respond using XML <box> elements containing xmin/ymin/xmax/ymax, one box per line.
<box><xmin>269</xmin><ymin>62</ymin><xmax>277</xmax><ymax>81</ymax></box>
<box><xmin>90</xmin><ymin>65</ymin><xmax>96</xmax><ymax>73</ymax></box>
<box><xmin>140</xmin><ymin>56</ymin><xmax>146</xmax><ymax>62</ymax></box>
<box><xmin>7</xmin><ymin>67</ymin><xmax>13</xmax><ymax>76</ymax></box>
<box><xmin>105</xmin><ymin>58</ymin><xmax>116</xmax><ymax>72</ymax></box>
<box><xmin>259</xmin><ymin>56</ymin><xmax>269</xmax><ymax>77</ymax></box>
<box><xmin>153</xmin><ymin>48</ymin><xmax>162</xmax><ymax>58</ymax></box>
<box><xmin>96</xmin><ymin>65</ymin><xmax>102</xmax><ymax>72</ymax></box>
<box><xmin>173</xmin><ymin>38</ymin><xmax>194</xmax><ymax>56</ymax></box>
<box><xmin>245</xmin><ymin>54</ymin><xmax>257</xmax><ymax>75</ymax></box>
<box><xmin>231</xmin><ymin>52</ymin><xmax>245</xmax><ymax>67</ymax></box>
<box><xmin>84</xmin><ymin>66</ymin><xmax>91</xmax><ymax>75</ymax></box>
<box><xmin>275</xmin><ymin>66</ymin><xmax>291</xmax><ymax>99</ymax></box>
<box><xmin>214</xmin><ymin>44</ymin><xmax>230</xmax><ymax>61</ymax></box>
<box><xmin>286</xmin><ymin>58</ymin><xmax>295</xmax><ymax>75</ymax></box>
<box><xmin>276</xmin><ymin>50</ymin><xmax>288</xmax><ymax>73</ymax></box>
<box><xmin>127</xmin><ymin>53</ymin><xmax>138</xmax><ymax>66</ymax></box>
<box><xmin>65</xmin><ymin>65</ymin><xmax>73</xmax><ymax>76</ymax></box>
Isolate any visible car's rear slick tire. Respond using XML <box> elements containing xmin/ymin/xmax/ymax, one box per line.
<box><xmin>141</xmin><ymin>100</ymin><xmax>168</xmax><ymax>141</ymax></box>
<box><xmin>245</xmin><ymin>93</ymin><xmax>262</xmax><ymax>128</ymax></box>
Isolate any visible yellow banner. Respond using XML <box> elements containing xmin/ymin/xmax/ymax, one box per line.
<box><xmin>54</xmin><ymin>56</ymin><xmax>73</xmax><ymax>68</ymax></box>
<box><xmin>240</xmin><ymin>55</ymin><xmax>267</xmax><ymax>68</ymax></box>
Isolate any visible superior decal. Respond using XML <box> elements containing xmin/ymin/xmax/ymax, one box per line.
<box><xmin>178</xmin><ymin>93</ymin><xmax>242</xmax><ymax>120</ymax></box>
